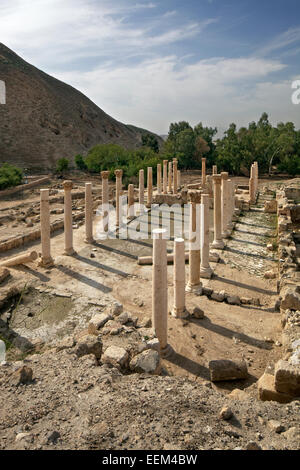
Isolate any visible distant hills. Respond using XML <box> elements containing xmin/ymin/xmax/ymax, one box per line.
<box><xmin>0</xmin><ymin>43</ymin><xmax>162</xmax><ymax>171</ymax></box>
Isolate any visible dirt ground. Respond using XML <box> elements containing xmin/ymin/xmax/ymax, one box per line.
<box><xmin>0</xmin><ymin>172</ymin><xmax>299</xmax><ymax>450</ymax></box>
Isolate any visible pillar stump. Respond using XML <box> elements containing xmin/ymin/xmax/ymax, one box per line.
<box><xmin>152</xmin><ymin>228</ymin><xmax>173</xmax><ymax>358</ymax></box>
<box><xmin>168</xmin><ymin>161</ymin><xmax>173</xmax><ymax>193</ymax></box>
<box><xmin>173</xmin><ymin>159</ymin><xmax>178</xmax><ymax>194</ymax></box>
<box><xmin>128</xmin><ymin>184</ymin><xmax>135</xmax><ymax>220</ymax></box>
<box><xmin>85</xmin><ymin>182</ymin><xmax>94</xmax><ymax>243</ymax></box>
<box><xmin>202</xmin><ymin>158</ymin><xmax>206</xmax><ymax>186</ymax></box>
<box><xmin>114</xmin><ymin>169</ymin><xmax>123</xmax><ymax>227</ymax></box>
<box><xmin>186</xmin><ymin>191</ymin><xmax>202</xmax><ymax>293</ymax></box>
<box><xmin>211</xmin><ymin>175</ymin><xmax>224</xmax><ymax>250</ymax></box>
<box><xmin>101</xmin><ymin>171</ymin><xmax>110</xmax><ymax>233</ymax></box>
<box><xmin>200</xmin><ymin>193</ymin><xmax>213</xmax><ymax>279</ymax></box>
<box><xmin>39</xmin><ymin>189</ymin><xmax>54</xmax><ymax>267</ymax></box>
<box><xmin>147</xmin><ymin>167</ymin><xmax>153</xmax><ymax>207</ymax></box>
<box><xmin>63</xmin><ymin>180</ymin><xmax>75</xmax><ymax>256</ymax></box>
<box><xmin>221</xmin><ymin>172</ymin><xmax>230</xmax><ymax>238</ymax></box>
<box><xmin>157</xmin><ymin>164</ymin><xmax>162</xmax><ymax>195</ymax></box>
<box><xmin>138</xmin><ymin>169</ymin><xmax>145</xmax><ymax>215</ymax></box>
<box><xmin>163</xmin><ymin>160</ymin><xmax>168</xmax><ymax>194</ymax></box>
<box><xmin>172</xmin><ymin>238</ymin><xmax>188</xmax><ymax>318</ymax></box>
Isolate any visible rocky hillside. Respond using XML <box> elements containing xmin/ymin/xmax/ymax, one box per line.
<box><xmin>0</xmin><ymin>43</ymin><xmax>161</xmax><ymax>171</ymax></box>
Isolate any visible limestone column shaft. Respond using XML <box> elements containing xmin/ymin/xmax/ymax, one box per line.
<box><xmin>173</xmin><ymin>159</ymin><xmax>178</xmax><ymax>194</ymax></box>
<box><xmin>63</xmin><ymin>180</ymin><xmax>75</xmax><ymax>255</ymax></box>
<box><xmin>186</xmin><ymin>191</ymin><xmax>202</xmax><ymax>293</ymax></box>
<box><xmin>226</xmin><ymin>179</ymin><xmax>234</xmax><ymax>230</ymax></box>
<box><xmin>128</xmin><ymin>184</ymin><xmax>135</xmax><ymax>219</ymax></box>
<box><xmin>168</xmin><ymin>161</ymin><xmax>172</xmax><ymax>193</ymax></box>
<box><xmin>139</xmin><ymin>169</ymin><xmax>145</xmax><ymax>214</ymax></box>
<box><xmin>221</xmin><ymin>172</ymin><xmax>230</xmax><ymax>238</ymax></box>
<box><xmin>85</xmin><ymin>183</ymin><xmax>94</xmax><ymax>243</ymax></box>
<box><xmin>152</xmin><ymin>228</ymin><xmax>172</xmax><ymax>357</ymax></box>
<box><xmin>40</xmin><ymin>189</ymin><xmax>53</xmax><ymax>266</ymax></box>
<box><xmin>157</xmin><ymin>164</ymin><xmax>162</xmax><ymax>194</ymax></box>
<box><xmin>177</xmin><ymin>170</ymin><xmax>181</xmax><ymax>188</ymax></box>
<box><xmin>172</xmin><ymin>238</ymin><xmax>187</xmax><ymax>318</ymax></box>
<box><xmin>114</xmin><ymin>169</ymin><xmax>123</xmax><ymax>227</ymax></box>
<box><xmin>202</xmin><ymin>158</ymin><xmax>206</xmax><ymax>186</ymax></box>
<box><xmin>163</xmin><ymin>160</ymin><xmax>168</xmax><ymax>194</ymax></box>
<box><xmin>101</xmin><ymin>171</ymin><xmax>110</xmax><ymax>232</ymax></box>
<box><xmin>211</xmin><ymin>175</ymin><xmax>224</xmax><ymax>250</ymax></box>
<box><xmin>0</xmin><ymin>251</ymin><xmax>38</xmax><ymax>268</ymax></box>
<box><xmin>200</xmin><ymin>193</ymin><xmax>212</xmax><ymax>278</ymax></box>
<box><xmin>147</xmin><ymin>167</ymin><xmax>153</xmax><ymax>207</ymax></box>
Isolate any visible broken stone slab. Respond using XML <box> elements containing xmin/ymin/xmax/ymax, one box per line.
<box><xmin>74</xmin><ymin>334</ymin><xmax>103</xmax><ymax>360</ymax></box>
<box><xmin>257</xmin><ymin>372</ymin><xmax>294</xmax><ymax>403</ymax></box>
<box><xmin>209</xmin><ymin>359</ymin><xmax>248</xmax><ymax>382</ymax></box>
<box><xmin>102</xmin><ymin>346</ymin><xmax>129</xmax><ymax>370</ymax></box>
<box><xmin>89</xmin><ymin>312</ymin><xmax>112</xmax><ymax>329</ymax></box>
<box><xmin>274</xmin><ymin>359</ymin><xmax>300</xmax><ymax>397</ymax></box>
<box><xmin>129</xmin><ymin>349</ymin><xmax>161</xmax><ymax>375</ymax></box>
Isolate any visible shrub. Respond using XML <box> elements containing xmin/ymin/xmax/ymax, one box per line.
<box><xmin>75</xmin><ymin>154</ymin><xmax>87</xmax><ymax>171</ymax></box>
<box><xmin>56</xmin><ymin>158</ymin><xmax>69</xmax><ymax>174</ymax></box>
<box><xmin>0</xmin><ymin>163</ymin><xmax>23</xmax><ymax>190</ymax></box>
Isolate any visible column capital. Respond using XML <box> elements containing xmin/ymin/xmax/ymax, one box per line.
<box><xmin>63</xmin><ymin>180</ymin><xmax>73</xmax><ymax>190</ymax></box>
<box><xmin>212</xmin><ymin>174</ymin><xmax>222</xmax><ymax>184</ymax></box>
<box><xmin>188</xmin><ymin>190</ymin><xmax>202</xmax><ymax>204</ymax></box>
<box><xmin>114</xmin><ymin>169</ymin><xmax>123</xmax><ymax>178</ymax></box>
<box><xmin>101</xmin><ymin>171</ymin><xmax>110</xmax><ymax>179</ymax></box>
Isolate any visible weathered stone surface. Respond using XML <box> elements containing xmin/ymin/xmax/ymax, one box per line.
<box><xmin>264</xmin><ymin>200</ymin><xmax>277</xmax><ymax>213</ymax></box>
<box><xmin>192</xmin><ymin>307</ymin><xmax>205</xmax><ymax>319</ymax></box>
<box><xmin>89</xmin><ymin>313</ymin><xmax>112</xmax><ymax>329</ymax></box>
<box><xmin>102</xmin><ymin>346</ymin><xmax>129</xmax><ymax>370</ymax></box>
<box><xmin>245</xmin><ymin>442</ymin><xmax>262</xmax><ymax>450</ymax></box>
<box><xmin>130</xmin><ymin>349</ymin><xmax>161</xmax><ymax>375</ymax></box>
<box><xmin>117</xmin><ymin>312</ymin><xmax>129</xmax><ymax>325</ymax></box>
<box><xmin>264</xmin><ymin>270</ymin><xmax>277</xmax><ymax>279</ymax></box>
<box><xmin>209</xmin><ymin>359</ymin><xmax>248</xmax><ymax>382</ymax></box>
<box><xmin>257</xmin><ymin>372</ymin><xmax>293</xmax><ymax>403</ymax></box>
<box><xmin>274</xmin><ymin>360</ymin><xmax>300</xmax><ymax>396</ymax></box>
<box><xmin>227</xmin><ymin>295</ymin><xmax>241</xmax><ymax>305</ymax></box>
<box><xmin>110</xmin><ymin>302</ymin><xmax>123</xmax><ymax>316</ymax></box>
<box><xmin>219</xmin><ymin>406</ymin><xmax>233</xmax><ymax>420</ymax></box>
<box><xmin>10</xmin><ymin>365</ymin><xmax>33</xmax><ymax>386</ymax></box>
<box><xmin>0</xmin><ymin>268</ymin><xmax>10</xmax><ymax>284</ymax></box>
<box><xmin>211</xmin><ymin>291</ymin><xmax>225</xmax><ymax>302</ymax></box>
<box><xmin>74</xmin><ymin>334</ymin><xmax>102</xmax><ymax>360</ymax></box>
<box><xmin>281</xmin><ymin>288</ymin><xmax>300</xmax><ymax>311</ymax></box>
<box><xmin>267</xmin><ymin>420</ymin><xmax>284</xmax><ymax>433</ymax></box>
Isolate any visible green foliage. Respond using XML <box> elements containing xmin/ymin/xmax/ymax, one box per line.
<box><xmin>141</xmin><ymin>134</ymin><xmax>159</xmax><ymax>153</ymax></box>
<box><xmin>56</xmin><ymin>158</ymin><xmax>69</xmax><ymax>174</ymax></box>
<box><xmin>278</xmin><ymin>155</ymin><xmax>300</xmax><ymax>176</ymax></box>
<box><xmin>75</xmin><ymin>154</ymin><xmax>87</xmax><ymax>171</ymax></box>
<box><xmin>0</xmin><ymin>163</ymin><xmax>23</xmax><ymax>190</ymax></box>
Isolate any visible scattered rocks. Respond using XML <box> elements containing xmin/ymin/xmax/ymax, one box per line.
<box><xmin>74</xmin><ymin>335</ymin><xmax>103</xmax><ymax>360</ymax></box>
<box><xmin>219</xmin><ymin>406</ymin><xmax>233</xmax><ymax>420</ymax></box>
<box><xmin>110</xmin><ymin>302</ymin><xmax>123</xmax><ymax>316</ymax></box>
<box><xmin>89</xmin><ymin>313</ymin><xmax>112</xmax><ymax>329</ymax></box>
<box><xmin>267</xmin><ymin>420</ymin><xmax>284</xmax><ymax>434</ymax></box>
<box><xmin>102</xmin><ymin>346</ymin><xmax>129</xmax><ymax>370</ymax></box>
<box><xmin>211</xmin><ymin>291</ymin><xmax>226</xmax><ymax>302</ymax></box>
<box><xmin>274</xmin><ymin>360</ymin><xmax>300</xmax><ymax>396</ymax></box>
<box><xmin>10</xmin><ymin>365</ymin><xmax>33</xmax><ymax>386</ymax></box>
<box><xmin>245</xmin><ymin>441</ymin><xmax>262</xmax><ymax>450</ymax></box>
<box><xmin>192</xmin><ymin>307</ymin><xmax>205</xmax><ymax>319</ymax></box>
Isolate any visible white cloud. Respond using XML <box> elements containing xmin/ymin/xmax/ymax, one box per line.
<box><xmin>257</xmin><ymin>26</ymin><xmax>300</xmax><ymax>57</ymax></box>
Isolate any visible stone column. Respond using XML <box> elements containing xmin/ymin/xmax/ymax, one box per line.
<box><xmin>186</xmin><ymin>191</ymin><xmax>202</xmax><ymax>293</ymax></box>
<box><xmin>172</xmin><ymin>238</ymin><xmax>187</xmax><ymax>318</ymax></box>
<box><xmin>114</xmin><ymin>169</ymin><xmax>123</xmax><ymax>227</ymax></box>
<box><xmin>221</xmin><ymin>172</ymin><xmax>230</xmax><ymax>238</ymax></box>
<box><xmin>157</xmin><ymin>163</ymin><xmax>162</xmax><ymax>194</ymax></box>
<box><xmin>173</xmin><ymin>159</ymin><xmax>178</xmax><ymax>194</ymax></box>
<box><xmin>163</xmin><ymin>160</ymin><xmax>168</xmax><ymax>194</ymax></box>
<box><xmin>128</xmin><ymin>184</ymin><xmax>135</xmax><ymax>219</ymax></box>
<box><xmin>139</xmin><ymin>169</ymin><xmax>145</xmax><ymax>214</ymax></box>
<box><xmin>39</xmin><ymin>189</ymin><xmax>54</xmax><ymax>267</ymax></box>
<box><xmin>168</xmin><ymin>161</ymin><xmax>173</xmax><ymax>193</ymax></box>
<box><xmin>177</xmin><ymin>170</ymin><xmax>181</xmax><ymax>188</ymax></box>
<box><xmin>226</xmin><ymin>179</ymin><xmax>234</xmax><ymax>231</ymax></box>
<box><xmin>0</xmin><ymin>250</ymin><xmax>38</xmax><ymax>268</ymax></box>
<box><xmin>101</xmin><ymin>171</ymin><xmax>110</xmax><ymax>232</ymax></box>
<box><xmin>85</xmin><ymin>182</ymin><xmax>94</xmax><ymax>243</ymax></box>
<box><xmin>200</xmin><ymin>193</ymin><xmax>213</xmax><ymax>278</ymax></box>
<box><xmin>63</xmin><ymin>180</ymin><xmax>75</xmax><ymax>255</ymax></box>
<box><xmin>211</xmin><ymin>175</ymin><xmax>224</xmax><ymax>250</ymax></box>
<box><xmin>147</xmin><ymin>167</ymin><xmax>153</xmax><ymax>207</ymax></box>
<box><xmin>202</xmin><ymin>158</ymin><xmax>206</xmax><ymax>186</ymax></box>
<box><xmin>152</xmin><ymin>228</ymin><xmax>173</xmax><ymax>358</ymax></box>
<box><xmin>254</xmin><ymin>161</ymin><xmax>259</xmax><ymax>195</ymax></box>
<box><xmin>212</xmin><ymin>165</ymin><xmax>217</xmax><ymax>175</ymax></box>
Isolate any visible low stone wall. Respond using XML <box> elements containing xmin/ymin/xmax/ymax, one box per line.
<box><xmin>0</xmin><ymin>177</ymin><xmax>50</xmax><ymax>198</ymax></box>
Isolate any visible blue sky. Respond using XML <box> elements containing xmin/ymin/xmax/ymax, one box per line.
<box><xmin>1</xmin><ymin>0</ymin><xmax>300</xmax><ymax>135</ymax></box>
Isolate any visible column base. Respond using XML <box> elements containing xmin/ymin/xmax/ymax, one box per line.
<box><xmin>39</xmin><ymin>257</ymin><xmax>54</xmax><ymax>268</ymax></box>
<box><xmin>200</xmin><ymin>266</ymin><xmax>213</xmax><ymax>279</ymax></box>
<box><xmin>171</xmin><ymin>307</ymin><xmax>189</xmax><ymax>319</ymax></box>
<box><xmin>211</xmin><ymin>240</ymin><xmax>224</xmax><ymax>250</ymax></box>
<box><xmin>160</xmin><ymin>343</ymin><xmax>174</xmax><ymax>359</ymax></box>
<box><xmin>84</xmin><ymin>237</ymin><xmax>94</xmax><ymax>244</ymax></box>
<box><xmin>209</xmin><ymin>251</ymin><xmax>220</xmax><ymax>263</ymax></box>
<box><xmin>186</xmin><ymin>283</ymin><xmax>202</xmax><ymax>294</ymax></box>
<box><xmin>63</xmin><ymin>248</ymin><xmax>76</xmax><ymax>256</ymax></box>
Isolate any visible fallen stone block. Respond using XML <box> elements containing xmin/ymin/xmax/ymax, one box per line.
<box><xmin>102</xmin><ymin>345</ymin><xmax>129</xmax><ymax>370</ymax></box>
<box><xmin>281</xmin><ymin>287</ymin><xmax>300</xmax><ymax>311</ymax></box>
<box><xmin>257</xmin><ymin>372</ymin><xmax>294</xmax><ymax>403</ymax></box>
<box><xmin>227</xmin><ymin>295</ymin><xmax>241</xmax><ymax>305</ymax></box>
<box><xmin>89</xmin><ymin>312</ymin><xmax>112</xmax><ymax>329</ymax></box>
<box><xmin>209</xmin><ymin>359</ymin><xmax>248</xmax><ymax>382</ymax></box>
<box><xmin>130</xmin><ymin>349</ymin><xmax>161</xmax><ymax>375</ymax></box>
<box><xmin>274</xmin><ymin>360</ymin><xmax>300</xmax><ymax>397</ymax></box>
<box><xmin>74</xmin><ymin>334</ymin><xmax>102</xmax><ymax>360</ymax></box>
<box><xmin>211</xmin><ymin>291</ymin><xmax>226</xmax><ymax>302</ymax></box>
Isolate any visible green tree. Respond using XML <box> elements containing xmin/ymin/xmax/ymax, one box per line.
<box><xmin>0</xmin><ymin>163</ymin><xmax>23</xmax><ymax>190</ymax></box>
<box><xmin>75</xmin><ymin>154</ymin><xmax>87</xmax><ymax>171</ymax></box>
<box><xmin>56</xmin><ymin>158</ymin><xmax>69</xmax><ymax>174</ymax></box>
<box><xmin>141</xmin><ymin>134</ymin><xmax>159</xmax><ymax>153</ymax></box>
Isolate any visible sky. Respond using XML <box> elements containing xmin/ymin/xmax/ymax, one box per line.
<box><xmin>1</xmin><ymin>0</ymin><xmax>300</xmax><ymax>136</ymax></box>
